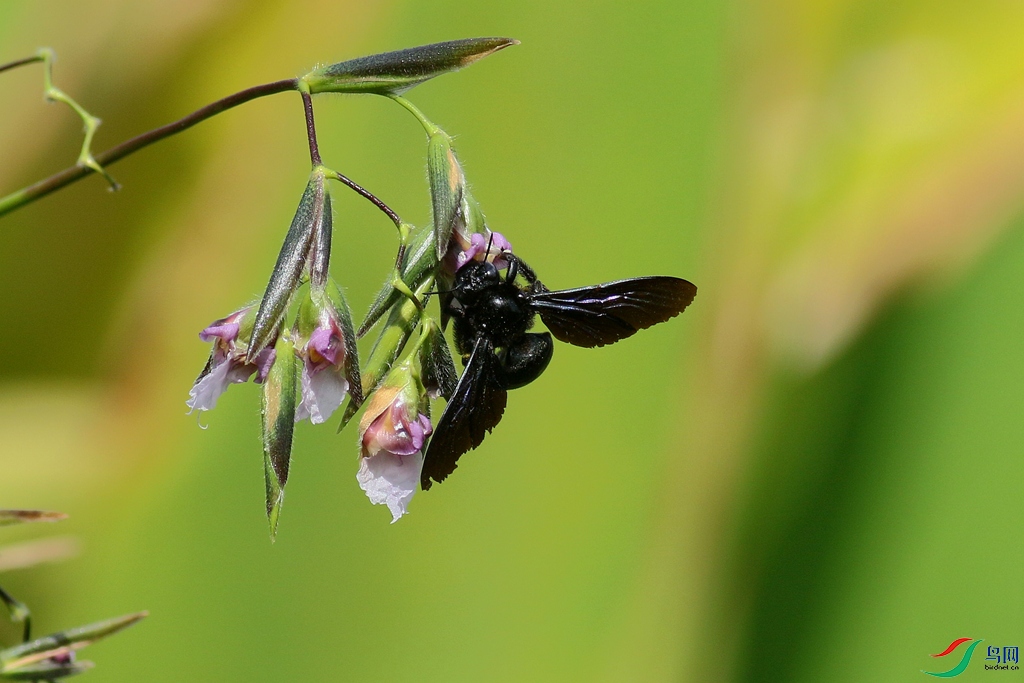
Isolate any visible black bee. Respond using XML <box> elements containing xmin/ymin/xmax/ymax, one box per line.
<box><xmin>421</xmin><ymin>253</ymin><xmax>697</xmax><ymax>489</ymax></box>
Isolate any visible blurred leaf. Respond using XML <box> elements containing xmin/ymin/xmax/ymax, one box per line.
<box><xmin>0</xmin><ymin>612</ymin><xmax>147</xmax><ymax>675</ymax></box>
<box><xmin>0</xmin><ymin>537</ymin><xmax>80</xmax><ymax>572</ymax></box>
<box><xmin>0</xmin><ymin>511</ymin><xmax>66</xmax><ymax>528</ymax></box>
<box><xmin>0</xmin><ymin>657</ymin><xmax>93</xmax><ymax>681</ymax></box>
<box><xmin>303</xmin><ymin>37</ymin><xmax>517</xmax><ymax>96</ymax></box>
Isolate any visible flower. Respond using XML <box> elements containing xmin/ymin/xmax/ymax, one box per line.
<box><xmin>295</xmin><ymin>307</ymin><xmax>349</xmax><ymax>424</ymax></box>
<box><xmin>187</xmin><ymin>307</ymin><xmax>276</xmax><ymax>414</ymax></box>
<box><xmin>444</xmin><ymin>229</ymin><xmax>512</xmax><ymax>274</ymax></box>
<box><xmin>356</xmin><ymin>363</ymin><xmax>431</xmax><ymax>523</ymax></box>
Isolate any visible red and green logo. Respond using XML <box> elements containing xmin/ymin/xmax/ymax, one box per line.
<box><xmin>923</xmin><ymin>638</ymin><xmax>982</xmax><ymax>677</ymax></box>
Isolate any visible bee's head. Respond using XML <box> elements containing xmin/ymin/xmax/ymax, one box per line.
<box><xmin>452</xmin><ymin>260</ymin><xmax>501</xmax><ymax>301</ymax></box>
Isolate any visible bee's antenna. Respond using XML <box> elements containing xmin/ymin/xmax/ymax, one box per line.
<box><xmin>485</xmin><ymin>231</ymin><xmax>495</xmax><ymax>261</ymax></box>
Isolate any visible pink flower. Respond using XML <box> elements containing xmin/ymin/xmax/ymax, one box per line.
<box><xmin>187</xmin><ymin>307</ymin><xmax>276</xmax><ymax>414</ymax></box>
<box><xmin>443</xmin><ymin>230</ymin><xmax>512</xmax><ymax>274</ymax></box>
<box><xmin>295</xmin><ymin>309</ymin><xmax>350</xmax><ymax>424</ymax></box>
<box><xmin>356</xmin><ymin>367</ymin><xmax>432</xmax><ymax>523</ymax></box>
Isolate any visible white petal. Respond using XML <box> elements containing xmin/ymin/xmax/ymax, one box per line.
<box><xmin>296</xmin><ymin>365</ymin><xmax>349</xmax><ymax>424</ymax></box>
<box><xmin>356</xmin><ymin>451</ymin><xmax>423</xmax><ymax>523</ymax></box>
<box><xmin>186</xmin><ymin>360</ymin><xmax>233</xmax><ymax>413</ymax></box>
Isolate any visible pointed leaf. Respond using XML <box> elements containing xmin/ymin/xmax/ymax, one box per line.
<box><xmin>262</xmin><ymin>336</ymin><xmax>298</xmax><ymax>540</ymax></box>
<box><xmin>250</xmin><ymin>174</ymin><xmax>326</xmax><ymax>359</ymax></box>
<box><xmin>303</xmin><ymin>37</ymin><xmax>518</xmax><ymax>96</ymax></box>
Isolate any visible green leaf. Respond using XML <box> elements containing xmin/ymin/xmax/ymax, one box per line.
<box><xmin>302</xmin><ymin>37</ymin><xmax>518</xmax><ymax>96</ymax></box>
<box><xmin>250</xmin><ymin>171</ymin><xmax>327</xmax><ymax>359</ymax></box>
<box><xmin>262</xmin><ymin>335</ymin><xmax>298</xmax><ymax>541</ymax></box>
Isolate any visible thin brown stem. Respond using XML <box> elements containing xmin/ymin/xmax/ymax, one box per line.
<box><xmin>0</xmin><ymin>55</ymin><xmax>43</xmax><ymax>75</ymax></box>
<box><xmin>327</xmin><ymin>171</ymin><xmax>402</xmax><ymax>228</ymax></box>
<box><xmin>0</xmin><ymin>77</ymin><xmax>300</xmax><ymax>218</ymax></box>
<box><xmin>301</xmin><ymin>91</ymin><xmax>321</xmax><ymax>167</ymax></box>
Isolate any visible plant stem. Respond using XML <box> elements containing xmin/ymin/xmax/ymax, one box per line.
<box><xmin>387</xmin><ymin>95</ymin><xmax>440</xmax><ymax>136</ymax></box>
<box><xmin>0</xmin><ymin>77</ymin><xmax>300</xmax><ymax>218</ymax></box>
<box><xmin>300</xmin><ymin>90</ymin><xmax>322</xmax><ymax>167</ymax></box>
<box><xmin>0</xmin><ymin>55</ymin><xmax>43</xmax><ymax>75</ymax></box>
<box><xmin>325</xmin><ymin>170</ymin><xmax>402</xmax><ymax>228</ymax></box>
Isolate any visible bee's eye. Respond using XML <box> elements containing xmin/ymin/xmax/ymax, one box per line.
<box><xmin>480</xmin><ymin>262</ymin><xmax>499</xmax><ymax>281</ymax></box>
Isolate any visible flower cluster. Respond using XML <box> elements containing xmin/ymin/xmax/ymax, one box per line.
<box><xmin>185</xmin><ymin>39</ymin><xmax>517</xmax><ymax>536</ymax></box>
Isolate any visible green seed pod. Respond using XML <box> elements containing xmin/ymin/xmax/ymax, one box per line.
<box><xmin>428</xmin><ymin>130</ymin><xmax>464</xmax><ymax>259</ymax></box>
<box><xmin>249</xmin><ymin>170</ymin><xmax>328</xmax><ymax>360</ymax></box>
<box><xmin>261</xmin><ymin>335</ymin><xmax>298</xmax><ymax>540</ymax></box>
<box><xmin>326</xmin><ymin>278</ymin><xmax>363</xmax><ymax>407</ymax></box>
<box><xmin>302</xmin><ymin>37</ymin><xmax>517</xmax><ymax>96</ymax></box>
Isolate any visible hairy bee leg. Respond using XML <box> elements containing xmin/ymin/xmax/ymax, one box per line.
<box><xmin>505</xmin><ymin>254</ymin><xmax>548</xmax><ymax>293</ymax></box>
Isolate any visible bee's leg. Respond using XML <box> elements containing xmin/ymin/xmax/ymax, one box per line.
<box><xmin>452</xmin><ymin>317</ymin><xmax>474</xmax><ymax>366</ymax></box>
<box><xmin>497</xmin><ymin>333</ymin><xmax>554</xmax><ymax>389</ymax></box>
<box><xmin>505</xmin><ymin>255</ymin><xmax>548</xmax><ymax>293</ymax></box>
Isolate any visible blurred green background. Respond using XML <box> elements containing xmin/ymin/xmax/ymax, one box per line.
<box><xmin>1</xmin><ymin>1</ymin><xmax>1022</xmax><ymax>681</ymax></box>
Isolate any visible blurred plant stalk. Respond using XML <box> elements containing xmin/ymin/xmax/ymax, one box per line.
<box><xmin>607</xmin><ymin>2</ymin><xmax>1024</xmax><ymax>682</ymax></box>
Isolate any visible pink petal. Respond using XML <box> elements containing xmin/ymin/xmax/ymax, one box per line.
<box><xmin>199</xmin><ymin>322</ymin><xmax>240</xmax><ymax>343</ymax></box>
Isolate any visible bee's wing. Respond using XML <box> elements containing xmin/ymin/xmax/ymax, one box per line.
<box><xmin>421</xmin><ymin>337</ymin><xmax>507</xmax><ymax>490</ymax></box>
<box><xmin>530</xmin><ymin>276</ymin><xmax>697</xmax><ymax>348</ymax></box>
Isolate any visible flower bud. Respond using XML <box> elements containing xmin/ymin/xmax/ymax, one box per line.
<box><xmin>302</xmin><ymin>38</ymin><xmax>517</xmax><ymax>96</ymax></box>
<box><xmin>293</xmin><ymin>280</ymin><xmax>361</xmax><ymax>425</ymax></box>
<box><xmin>356</xmin><ymin>359</ymin><xmax>431</xmax><ymax>523</ymax></box>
